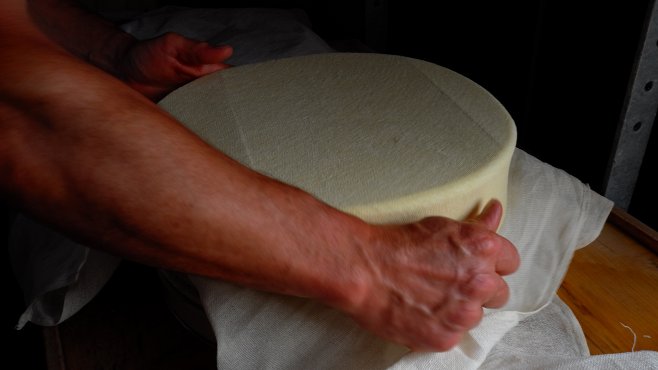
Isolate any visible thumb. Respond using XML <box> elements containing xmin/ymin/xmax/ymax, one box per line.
<box><xmin>474</xmin><ymin>199</ymin><xmax>504</xmax><ymax>231</ymax></box>
<box><xmin>187</xmin><ymin>43</ymin><xmax>233</xmax><ymax>65</ymax></box>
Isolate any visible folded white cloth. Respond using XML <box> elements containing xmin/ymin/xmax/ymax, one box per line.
<box><xmin>188</xmin><ymin>149</ymin><xmax>615</xmax><ymax>370</ymax></box>
<box><xmin>9</xmin><ymin>216</ymin><xmax>120</xmax><ymax>328</ymax></box>
<box><xmin>482</xmin><ymin>296</ymin><xmax>658</xmax><ymax>369</ymax></box>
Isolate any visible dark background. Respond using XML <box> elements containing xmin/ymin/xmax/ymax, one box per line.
<box><xmin>149</xmin><ymin>0</ymin><xmax>657</xmax><ymax>229</ymax></box>
<box><xmin>4</xmin><ymin>1</ymin><xmax>656</xmax><ymax>368</ymax></box>
<box><xmin>383</xmin><ymin>1</ymin><xmax>655</xmax><ymax>228</ymax></box>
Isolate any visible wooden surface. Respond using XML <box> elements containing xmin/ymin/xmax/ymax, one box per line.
<box><xmin>558</xmin><ymin>222</ymin><xmax>658</xmax><ymax>354</ymax></box>
<box><xmin>608</xmin><ymin>206</ymin><xmax>658</xmax><ymax>255</ymax></box>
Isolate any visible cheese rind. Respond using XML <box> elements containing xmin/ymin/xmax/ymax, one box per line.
<box><xmin>159</xmin><ymin>53</ymin><xmax>517</xmax><ymax>224</ymax></box>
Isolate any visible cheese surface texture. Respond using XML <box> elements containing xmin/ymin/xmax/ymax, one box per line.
<box><xmin>159</xmin><ymin>53</ymin><xmax>517</xmax><ymax>223</ymax></box>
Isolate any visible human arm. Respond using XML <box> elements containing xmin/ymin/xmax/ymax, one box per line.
<box><xmin>26</xmin><ymin>0</ymin><xmax>233</xmax><ymax>100</ymax></box>
<box><xmin>1</xmin><ymin>1</ymin><xmax>519</xmax><ymax>351</ymax></box>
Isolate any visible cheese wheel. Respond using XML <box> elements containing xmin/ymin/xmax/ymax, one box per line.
<box><xmin>159</xmin><ymin>53</ymin><xmax>516</xmax><ymax>224</ymax></box>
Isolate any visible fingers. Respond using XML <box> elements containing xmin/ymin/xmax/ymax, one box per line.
<box><xmin>168</xmin><ymin>32</ymin><xmax>232</xmax><ymax>65</ymax></box>
<box><xmin>461</xmin><ymin>273</ymin><xmax>510</xmax><ymax>308</ymax></box>
<box><xmin>410</xmin><ymin>330</ymin><xmax>463</xmax><ymax>353</ymax></box>
<box><xmin>473</xmin><ymin>199</ymin><xmax>503</xmax><ymax>231</ymax></box>
<box><xmin>158</xmin><ymin>33</ymin><xmax>233</xmax><ymax>75</ymax></box>
<box><xmin>409</xmin><ymin>275</ymin><xmax>508</xmax><ymax>352</ymax></box>
<box><xmin>464</xmin><ymin>200</ymin><xmax>518</xmax><ymax>306</ymax></box>
<box><xmin>482</xmin><ymin>275</ymin><xmax>510</xmax><ymax>308</ymax></box>
<box><xmin>188</xmin><ymin>43</ymin><xmax>233</xmax><ymax>65</ymax></box>
<box><xmin>495</xmin><ymin>238</ymin><xmax>520</xmax><ymax>276</ymax></box>
<box><xmin>123</xmin><ymin>32</ymin><xmax>234</xmax><ymax>99</ymax></box>
<box><xmin>353</xmin><ymin>200</ymin><xmax>521</xmax><ymax>352</ymax></box>
<box><xmin>443</xmin><ymin>300</ymin><xmax>484</xmax><ymax>332</ymax></box>
<box><xmin>471</xmin><ymin>199</ymin><xmax>520</xmax><ymax>276</ymax></box>
<box><xmin>195</xmin><ymin>62</ymin><xmax>231</xmax><ymax>76</ymax></box>
<box><xmin>482</xmin><ymin>278</ymin><xmax>510</xmax><ymax>308</ymax></box>
<box><xmin>175</xmin><ymin>43</ymin><xmax>232</xmax><ymax>79</ymax></box>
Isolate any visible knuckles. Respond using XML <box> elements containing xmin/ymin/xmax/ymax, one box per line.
<box><xmin>363</xmin><ymin>214</ymin><xmax>518</xmax><ymax>352</ymax></box>
<box><xmin>460</xmin><ymin>273</ymin><xmax>498</xmax><ymax>300</ymax></box>
<box><xmin>443</xmin><ymin>301</ymin><xmax>484</xmax><ymax>332</ymax></box>
<box><xmin>457</xmin><ymin>226</ymin><xmax>503</xmax><ymax>258</ymax></box>
<box><xmin>422</xmin><ymin>331</ymin><xmax>463</xmax><ymax>352</ymax></box>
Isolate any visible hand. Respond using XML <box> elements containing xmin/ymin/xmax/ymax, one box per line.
<box><xmin>116</xmin><ymin>33</ymin><xmax>233</xmax><ymax>101</ymax></box>
<box><xmin>345</xmin><ymin>199</ymin><xmax>519</xmax><ymax>352</ymax></box>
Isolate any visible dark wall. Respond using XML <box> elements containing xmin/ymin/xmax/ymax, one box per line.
<box><xmin>2</xmin><ymin>205</ymin><xmax>47</xmax><ymax>369</ymax></box>
<box><xmin>82</xmin><ymin>0</ymin><xmax>658</xmax><ymax>229</ymax></box>
<box><xmin>388</xmin><ymin>1</ymin><xmax>647</xmax><ymax>190</ymax></box>
<box><xmin>630</xmin><ymin>116</ymin><xmax>658</xmax><ymax>229</ymax></box>
<box><xmin>387</xmin><ymin>0</ymin><xmax>656</xmax><ymax>229</ymax></box>
<box><xmin>158</xmin><ymin>0</ymin><xmax>366</xmax><ymax>40</ymax></box>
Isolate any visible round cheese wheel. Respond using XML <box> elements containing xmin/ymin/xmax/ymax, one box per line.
<box><xmin>158</xmin><ymin>53</ymin><xmax>516</xmax><ymax>224</ymax></box>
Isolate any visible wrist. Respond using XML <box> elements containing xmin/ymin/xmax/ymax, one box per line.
<box><xmin>87</xmin><ymin>30</ymin><xmax>136</xmax><ymax>78</ymax></box>
<box><xmin>305</xmin><ymin>208</ymin><xmax>377</xmax><ymax>314</ymax></box>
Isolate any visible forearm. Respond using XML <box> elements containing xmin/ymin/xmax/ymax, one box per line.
<box><xmin>0</xmin><ymin>12</ymin><xmax>368</xmax><ymax>306</ymax></box>
<box><xmin>2</xmin><ymin>2</ymin><xmax>521</xmax><ymax>352</ymax></box>
<box><xmin>26</xmin><ymin>0</ymin><xmax>135</xmax><ymax>76</ymax></box>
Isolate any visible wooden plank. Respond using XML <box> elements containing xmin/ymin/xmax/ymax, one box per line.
<box><xmin>558</xmin><ymin>223</ymin><xmax>658</xmax><ymax>354</ymax></box>
<box><xmin>608</xmin><ymin>206</ymin><xmax>658</xmax><ymax>255</ymax></box>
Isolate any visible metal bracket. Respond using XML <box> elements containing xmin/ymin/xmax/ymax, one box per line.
<box><xmin>603</xmin><ymin>0</ymin><xmax>658</xmax><ymax>209</ymax></box>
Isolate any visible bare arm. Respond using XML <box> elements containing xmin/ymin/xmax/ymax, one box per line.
<box><xmin>0</xmin><ymin>9</ymin><xmax>359</xmax><ymax>301</ymax></box>
<box><xmin>1</xmin><ymin>1</ymin><xmax>519</xmax><ymax>351</ymax></box>
<box><xmin>26</xmin><ymin>0</ymin><xmax>233</xmax><ymax>100</ymax></box>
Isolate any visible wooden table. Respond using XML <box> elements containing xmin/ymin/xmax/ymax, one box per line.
<box><xmin>558</xmin><ymin>208</ymin><xmax>658</xmax><ymax>354</ymax></box>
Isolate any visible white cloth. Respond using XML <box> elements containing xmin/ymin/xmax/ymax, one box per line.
<box><xmin>481</xmin><ymin>296</ymin><xmax>658</xmax><ymax>369</ymax></box>
<box><xmin>188</xmin><ymin>149</ymin><xmax>616</xmax><ymax>370</ymax></box>
<box><xmin>9</xmin><ymin>216</ymin><xmax>120</xmax><ymax>328</ymax></box>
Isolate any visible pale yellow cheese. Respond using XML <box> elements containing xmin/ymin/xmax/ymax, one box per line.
<box><xmin>159</xmin><ymin>53</ymin><xmax>517</xmax><ymax>224</ymax></box>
